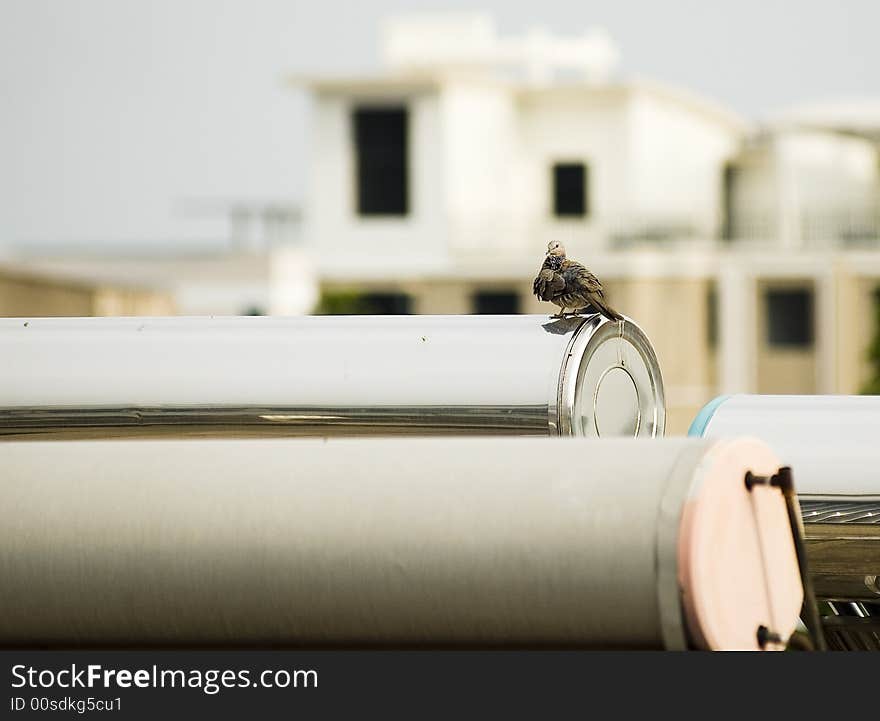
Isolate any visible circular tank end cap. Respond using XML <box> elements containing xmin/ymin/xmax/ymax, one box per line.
<box><xmin>562</xmin><ymin>317</ymin><xmax>665</xmax><ymax>438</ymax></box>
<box><xmin>594</xmin><ymin>366</ymin><xmax>640</xmax><ymax>436</ymax></box>
<box><xmin>677</xmin><ymin>438</ymin><xmax>804</xmax><ymax>651</ymax></box>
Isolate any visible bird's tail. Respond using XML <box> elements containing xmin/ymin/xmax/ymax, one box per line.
<box><xmin>592</xmin><ymin>296</ymin><xmax>624</xmax><ymax>322</ymax></box>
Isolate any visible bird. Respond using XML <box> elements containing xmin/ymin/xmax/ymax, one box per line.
<box><xmin>532</xmin><ymin>241</ymin><xmax>623</xmax><ymax>321</ymax></box>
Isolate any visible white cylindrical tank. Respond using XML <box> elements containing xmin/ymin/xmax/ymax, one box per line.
<box><xmin>690</xmin><ymin>394</ymin><xmax>880</xmax><ymax>607</ymax></box>
<box><xmin>0</xmin><ymin>436</ymin><xmax>801</xmax><ymax>650</ymax></box>
<box><xmin>689</xmin><ymin>394</ymin><xmax>880</xmax><ymax>496</ymax></box>
<box><xmin>0</xmin><ymin>315</ymin><xmax>665</xmax><ymax>440</ymax></box>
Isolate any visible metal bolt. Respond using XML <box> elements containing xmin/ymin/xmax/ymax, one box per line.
<box><xmin>757</xmin><ymin>625</ymin><xmax>783</xmax><ymax>649</ymax></box>
<box><xmin>744</xmin><ymin>471</ymin><xmax>765</xmax><ymax>491</ymax></box>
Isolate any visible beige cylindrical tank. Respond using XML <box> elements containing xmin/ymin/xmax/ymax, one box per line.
<box><xmin>0</xmin><ymin>437</ymin><xmax>801</xmax><ymax>650</ymax></box>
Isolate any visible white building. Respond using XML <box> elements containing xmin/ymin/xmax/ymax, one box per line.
<box><xmin>278</xmin><ymin>13</ymin><xmax>880</xmax><ymax>432</ymax></box>
<box><xmin>11</xmin><ymin>200</ymin><xmax>310</xmax><ymax>317</ymax></box>
<box><xmin>8</xmin><ymin>13</ymin><xmax>880</xmax><ymax>432</ymax></box>
<box><xmin>289</xmin><ymin>13</ymin><xmax>745</xmax><ymax>290</ymax></box>
<box><xmin>725</xmin><ymin>126</ymin><xmax>880</xmax><ymax>247</ymax></box>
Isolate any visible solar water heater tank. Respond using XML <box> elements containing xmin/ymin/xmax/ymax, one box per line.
<box><xmin>0</xmin><ymin>436</ymin><xmax>801</xmax><ymax>650</ymax></box>
<box><xmin>690</xmin><ymin>394</ymin><xmax>880</xmax><ymax>649</ymax></box>
<box><xmin>0</xmin><ymin>314</ymin><xmax>665</xmax><ymax>439</ymax></box>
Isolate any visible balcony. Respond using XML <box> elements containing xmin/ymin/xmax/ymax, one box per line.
<box><xmin>724</xmin><ymin>205</ymin><xmax>880</xmax><ymax>249</ymax></box>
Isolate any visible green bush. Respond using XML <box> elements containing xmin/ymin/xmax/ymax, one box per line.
<box><xmin>312</xmin><ymin>291</ymin><xmax>373</xmax><ymax>315</ymax></box>
<box><xmin>862</xmin><ymin>287</ymin><xmax>880</xmax><ymax>395</ymax></box>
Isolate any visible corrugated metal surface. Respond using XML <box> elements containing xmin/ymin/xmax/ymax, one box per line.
<box><xmin>801</xmin><ymin>500</ymin><xmax>880</xmax><ymax>525</ymax></box>
<box><xmin>801</xmin><ymin>500</ymin><xmax>880</xmax><ymax>650</ymax></box>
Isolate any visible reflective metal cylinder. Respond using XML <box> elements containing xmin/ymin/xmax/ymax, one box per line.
<box><xmin>0</xmin><ymin>437</ymin><xmax>800</xmax><ymax>649</ymax></box>
<box><xmin>0</xmin><ymin>315</ymin><xmax>665</xmax><ymax>439</ymax></box>
<box><xmin>690</xmin><ymin>394</ymin><xmax>880</xmax><ymax>604</ymax></box>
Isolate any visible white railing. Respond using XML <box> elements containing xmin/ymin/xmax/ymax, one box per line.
<box><xmin>725</xmin><ymin>206</ymin><xmax>880</xmax><ymax>248</ymax></box>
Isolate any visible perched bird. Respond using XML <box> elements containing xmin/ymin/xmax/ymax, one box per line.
<box><xmin>532</xmin><ymin>241</ymin><xmax>623</xmax><ymax>321</ymax></box>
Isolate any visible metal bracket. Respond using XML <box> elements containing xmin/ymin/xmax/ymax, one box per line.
<box><xmin>744</xmin><ymin>466</ymin><xmax>827</xmax><ymax>651</ymax></box>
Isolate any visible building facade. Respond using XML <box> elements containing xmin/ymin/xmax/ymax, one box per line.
<box><xmin>0</xmin><ymin>264</ymin><xmax>175</xmax><ymax>317</ymax></box>
<box><xmin>281</xmin><ymin>13</ymin><xmax>880</xmax><ymax>432</ymax></box>
<box><xmin>7</xmin><ymin>13</ymin><xmax>880</xmax><ymax>434</ymax></box>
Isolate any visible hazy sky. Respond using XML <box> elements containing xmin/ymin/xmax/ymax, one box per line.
<box><xmin>2</xmin><ymin>0</ymin><xmax>879</xmax><ymax>247</ymax></box>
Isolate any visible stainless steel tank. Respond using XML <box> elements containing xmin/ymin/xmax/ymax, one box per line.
<box><xmin>0</xmin><ymin>436</ymin><xmax>800</xmax><ymax>649</ymax></box>
<box><xmin>0</xmin><ymin>315</ymin><xmax>665</xmax><ymax>440</ymax></box>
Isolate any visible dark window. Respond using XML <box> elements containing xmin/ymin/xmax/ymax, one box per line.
<box><xmin>361</xmin><ymin>292</ymin><xmax>411</xmax><ymax>315</ymax></box>
<box><xmin>353</xmin><ymin>107</ymin><xmax>408</xmax><ymax>216</ymax></box>
<box><xmin>721</xmin><ymin>163</ymin><xmax>738</xmax><ymax>241</ymax></box>
<box><xmin>766</xmin><ymin>289</ymin><xmax>813</xmax><ymax>347</ymax></box>
<box><xmin>473</xmin><ymin>291</ymin><xmax>521</xmax><ymax>315</ymax></box>
<box><xmin>552</xmin><ymin>162</ymin><xmax>588</xmax><ymax>217</ymax></box>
